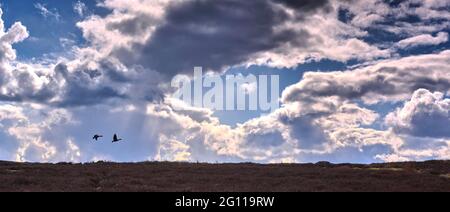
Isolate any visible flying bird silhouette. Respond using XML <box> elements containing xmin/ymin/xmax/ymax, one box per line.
<box><xmin>93</xmin><ymin>134</ymin><xmax>103</xmax><ymax>141</ymax></box>
<box><xmin>112</xmin><ymin>134</ymin><xmax>123</xmax><ymax>143</ymax></box>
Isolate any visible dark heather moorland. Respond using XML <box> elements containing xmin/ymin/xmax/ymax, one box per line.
<box><xmin>0</xmin><ymin>160</ymin><xmax>449</xmax><ymax>192</ymax></box>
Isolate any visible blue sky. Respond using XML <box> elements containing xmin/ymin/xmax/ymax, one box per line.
<box><xmin>1</xmin><ymin>0</ymin><xmax>92</xmax><ymax>59</ymax></box>
<box><xmin>0</xmin><ymin>0</ymin><xmax>449</xmax><ymax>164</ymax></box>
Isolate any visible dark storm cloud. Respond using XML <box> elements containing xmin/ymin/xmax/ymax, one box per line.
<box><xmin>53</xmin><ymin>63</ymin><xmax>127</xmax><ymax>107</ymax></box>
<box><xmin>114</xmin><ymin>0</ymin><xmax>330</xmax><ymax>77</ymax></box>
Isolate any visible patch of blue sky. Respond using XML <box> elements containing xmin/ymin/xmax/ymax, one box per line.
<box><xmin>0</xmin><ymin>0</ymin><xmax>109</xmax><ymax>60</ymax></box>
<box><xmin>214</xmin><ymin>60</ymin><xmax>348</xmax><ymax>126</ymax></box>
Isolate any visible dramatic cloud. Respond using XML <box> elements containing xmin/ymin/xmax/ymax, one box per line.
<box><xmin>0</xmin><ymin>7</ymin><xmax>164</xmax><ymax>107</ymax></box>
<box><xmin>386</xmin><ymin>89</ymin><xmax>450</xmax><ymax>138</ymax></box>
<box><xmin>282</xmin><ymin>50</ymin><xmax>450</xmax><ymax>105</ymax></box>
<box><xmin>76</xmin><ymin>0</ymin><xmax>391</xmax><ymax>76</ymax></box>
<box><xmin>111</xmin><ymin>0</ymin><xmax>331</xmax><ymax>77</ymax></box>
<box><xmin>144</xmin><ymin>94</ymin><xmax>402</xmax><ymax>163</ymax></box>
<box><xmin>274</xmin><ymin>50</ymin><xmax>450</xmax><ymax>162</ymax></box>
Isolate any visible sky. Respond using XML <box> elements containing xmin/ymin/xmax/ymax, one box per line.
<box><xmin>0</xmin><ymin>0</ymin><xmax>449</xmax><ymax>163</ymax></box>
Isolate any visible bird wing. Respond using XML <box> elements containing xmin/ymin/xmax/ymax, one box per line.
<box><xmin>113</xmin><ymin>134</ymin><xmax>118</xmax><ymax>140</ymax></box>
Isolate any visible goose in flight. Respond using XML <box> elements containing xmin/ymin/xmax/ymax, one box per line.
<box><xmin>112</xmin><ymin>134</ymin><xmax>123</xmax><ymax>143</ymax></box>
<box><xmin>93</xmin><ymin>134</ymin><xmax>103</xmax><ymax>141</ymax></box>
